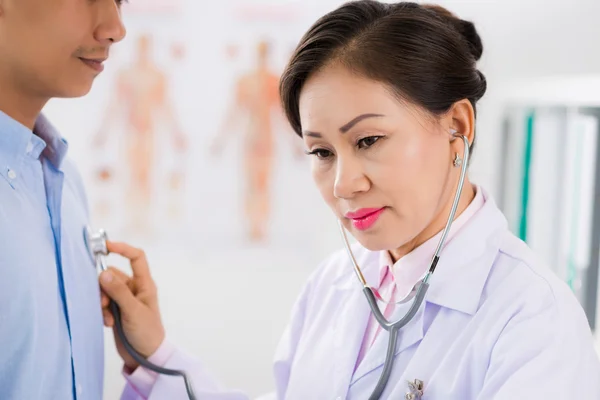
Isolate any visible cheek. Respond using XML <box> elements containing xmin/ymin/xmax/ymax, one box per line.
<box><xmin>376</xmin><ymin>136</ymin><xmax>449</xmax><ymax>215</ymax></box>
<box><xmin>15</xmin><ymin>26</ymin><xmax>75</xmax><ymax>67</ymax></box>
<box><xmin>378</xmin><ymin>135</ymin><xmax>441</xmax><ymax>181</ymax></box>
<box><xmin>405</xmin><ymin>137</ymin><xmax>448</xmax><ymax>179</ymax></box>
<box><xmin>311</xmin><ymin>162</ymin><xmax>339</xmax><ymax>214</ymax></box>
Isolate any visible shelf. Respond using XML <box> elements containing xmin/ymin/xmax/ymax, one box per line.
<box><xmin>496</xmin><ymin>74</ymin><xmax>600</xmax><ymax>107</ymax></box>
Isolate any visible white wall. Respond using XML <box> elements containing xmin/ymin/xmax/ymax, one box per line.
<box><xmin>445</xmin><ymin>0</ymin><xmax>600</xmax><ymax>196</ymax></box>
<box><xmin>42</xmin><ymin>1</ymin><xmax>600</xmax><ymax>398</ymax></box>
<box><xmin>414</xmin><ymin>0</ymin><xmax>588</xmax><ymax>192</ymax></box>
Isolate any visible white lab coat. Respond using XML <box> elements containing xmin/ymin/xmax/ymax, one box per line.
<box><xmin>122</xmin><ymin>190</ymin><xmax>600</xmax><ymax>399</ymax></box>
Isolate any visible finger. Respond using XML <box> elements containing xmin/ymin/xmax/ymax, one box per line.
<box><xmin>106</xmin><ymin>267</ymin><xmax>140</xmax><ymax>296</ymax></box>
<box><xmin>101</xmin><ymin>292</ymin><xmax>110</xmax><ymax>308</ymax></box>
<box><xmin>106</xmin><ymin>242</ymin><xmax>152</xmax><ymax>284</ymax></box>
<box><xmin>101</xmin><ymin>267</ymin><xmax>132</xmax><ymax>306</ymax></box>
<box><xmin>106</xmin><ymin>266</ymin><xmax>132</xmax><ymax>284</ymax></box>
<box><xmin>99</xmin><ymin>270</ymin><xmax>141</xmax><ymax>314</ymax></box>
<box><xmin>103</xmin><ymin>309</ymin><xmax>114</xmax><ymax>327</ymax></box>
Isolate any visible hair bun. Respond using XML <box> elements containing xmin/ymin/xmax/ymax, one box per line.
<box><xmin>423</xmin><ymin>4</ymin><xmax>483</xmax><ymax>61</ymax></box>
<box><xmin>457</xmin><ymin>19</ymin><xmax>483</xmax><ymax>61</ymax></box>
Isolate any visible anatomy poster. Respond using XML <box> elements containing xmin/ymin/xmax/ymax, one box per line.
<box><xmin>90</xmin><ymin>32</ymin><xmax>189</xmax><ymax>237</ymax></box>
<box><xmin>47</xmin><ymin>0</ymin><xmax>333</xmax><ymax>249</ymax></box>
<box><xmin>211</xmin><ymin>34</ymin><xmax>306</xmax><ymax>242</ymax></box>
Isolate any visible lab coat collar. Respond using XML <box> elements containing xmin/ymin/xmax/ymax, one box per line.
<box><xmin>332</xmin><ymin>259</ymin><xmax>377</xmax><ymax>398</ymax></box>
<box><xmin>423</xmin><ymin>190</ymin><xmax>507</xmax><ymax>315</ymax></box>
<box><xmin>379</xmin><ymin>186</ymin><xmax>485</xmax><ymax>302</ymax></box>
<box><xmin>331</xmin><ymin>244</ymin><xmax>381</xmax><ymax>291</ymax></box>
<box><xmin>351</xmin><ymin>300</ymin><xmax>426</xmax><ymax>384</ymax></box>
<box><xmin>331</xmin><ymin>251</ymin><xmax>428</xmax><ymax>390</ymax></box>
<box><xmin>332</xmin><ymin>187</ymin><xmax>506</xmax><ymax>316</ymax></box>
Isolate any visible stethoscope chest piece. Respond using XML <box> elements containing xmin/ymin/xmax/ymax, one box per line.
<box><xmin>84</xmin><ymin>226</ymin><xmax>109</xmax><ymax>271</ymax></box>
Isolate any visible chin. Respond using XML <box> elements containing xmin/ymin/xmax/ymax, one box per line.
<box><xmin>340</xmin><ymin>218</ymin><xmax>391</xmax><ymax>252</ymax></box>
<box><xmin>350</xmin><ymin>224</ymin><xmax>417</xmax><ymax>253</ymax></box>
<box><xmin>54</xmin><ymin>80</ymin><xmax>95</xmax><ymax>98</ymax></box>
<box><xmin>350</xmin><ymin>230</ymin><xmax>397</xmax><ymax>252</ymax></box>
<box><xmin>68</xmin><ymin>85</ymin><xmax>94</xmax><ymax>98</ymax></box>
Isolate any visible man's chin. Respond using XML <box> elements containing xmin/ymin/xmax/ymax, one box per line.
<box><xmin>54</xmin><ymin>81</ymin><xmax>95</xmax><ymax>99</ymax></box>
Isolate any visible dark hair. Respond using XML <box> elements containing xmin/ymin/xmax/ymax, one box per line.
<box><xmin>280</xmin><ymin>0</ymin><xmax>487</xmax><ymax>153</ymax></box>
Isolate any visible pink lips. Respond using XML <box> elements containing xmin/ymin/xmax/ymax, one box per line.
<box><xmin>345</xmin><ymin>207</ymin><xmax>385</xmax><ymax>231</ymax></box>
<box><xmin>79</xmin><ymin>57</ymin><xmax>106</xmax><ymax>73</ymax></box>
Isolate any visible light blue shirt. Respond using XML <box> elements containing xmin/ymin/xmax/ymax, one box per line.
<box><xmin>0</xmin><ymin>111</ymin><xmax>103</xmax><ymax>399</ymax></box>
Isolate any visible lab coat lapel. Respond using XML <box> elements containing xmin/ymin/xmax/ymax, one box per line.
<box><xmin>350</xmin><ymin>300</ymin><xmax>425</xmax><ymax>384</ymax></box>
<box><xmin>424</xmin><ymin>195</ymin><xmax>507</xmax><ymax>315</ymax></box>
<box><xmin>350</xmin><ymin>191</ymin><xmax>507</xmax><ymax>386</ymax></box>
<box><xmin>331</xmin><ymin>248</ymin><xmax>380</xmax><ymax>398</ymax></box>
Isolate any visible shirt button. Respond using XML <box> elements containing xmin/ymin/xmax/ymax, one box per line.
<box><xmin>77</xmin><ymin>384</ymin><xmax>83</xmax><ymax>396</ymax></box>
<box><xmin>7</xmin><ymin>169</ymin><xmax>16</xmax><ymax>180</ymax></box>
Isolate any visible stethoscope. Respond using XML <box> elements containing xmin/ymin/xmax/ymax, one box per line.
<box><xmin>83</xmin><ymin>227</ymin><xmax>198</xmax><ymax>400</ymax></box>
<box><xmin>83</xmin><ymin>132</ymin><xmax>468</xmax><ymax>400</ymax></box>
<box><xmin>338</xmin><ymin>132</ymin><xmax>470</xmax><ymax>400</ymax></box>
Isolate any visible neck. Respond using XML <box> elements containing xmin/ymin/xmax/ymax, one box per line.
<box><xmin>0</xmin><ymin>82</ymin><xmax>48</xmax><ymax>130</ymax></box>
<box><xmin>388</xmin><ymin>179</ymin><xmax>476</xmax><ymax>263</ymax></box>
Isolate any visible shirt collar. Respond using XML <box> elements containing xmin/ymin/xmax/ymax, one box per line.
<box><xmin>377</xmin><ymin>185</ymin><xmax>486</xmax><ymax>301</ymax></box>
<box><xmin>33</xmin><ymin>113</ymin><xmax>69</xmax><ymax>169</ymax></box>
<box><xmin>0</xmin><ymin>110</ymin><xmax>34</xmax><ymax>180</ymax></box>
<box><xmin>0</xmin><ymin>110</ymin><xmax>68</xmax><ymax>175</ymax></box>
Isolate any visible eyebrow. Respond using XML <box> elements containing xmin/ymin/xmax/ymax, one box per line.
<box><xmin>302</xmin><ymin>113</ymin><xmax>385</xmax><ymax>138</ymax></box>
<box><xmin>340</xmin><ymin>113</ymin><xmax>384</xmax><ymax>133</ymax></box>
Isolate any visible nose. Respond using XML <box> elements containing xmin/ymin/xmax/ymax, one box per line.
<box><xmin>333</xmin><ymin>154</ymin><xmax>370</xmax><ymax>199</ymax></box>
<box><xmin>95</xmin><ymin>0</ymin><xmax>127</xmax><ymax>45</ymax></box>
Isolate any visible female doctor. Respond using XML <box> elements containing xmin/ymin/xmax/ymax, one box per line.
<box><xmin>99</xmin><ymin>1</ymin><xmax>600</xmax><ymax>399</ymax></box>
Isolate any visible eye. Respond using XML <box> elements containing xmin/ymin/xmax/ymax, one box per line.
<box><xmin>305</xmin><ymin>148</ymin><xmax>334</xmax><ymax>160</ymax></box>
<box><xmin>357</xmin><ymin>135</ymin><xmax>382</xmax><ymax>149</ymax></box>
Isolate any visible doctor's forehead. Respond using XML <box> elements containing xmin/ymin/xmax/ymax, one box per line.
<box><xmin>298</xmin><ymin>64</ymin><xmax>405</xmax><ymax>130</ymax></box>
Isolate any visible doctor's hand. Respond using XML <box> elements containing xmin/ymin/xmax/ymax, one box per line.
<box><xmin>99</xmin><ymin>242</ymin><xmax>166</xmax><ymax>371</ymax></box>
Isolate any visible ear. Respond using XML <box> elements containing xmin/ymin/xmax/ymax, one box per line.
<box><xmin>443</xmin><ymin>99</ymin><xmax>475</xmax><ymax>148</ymax></box>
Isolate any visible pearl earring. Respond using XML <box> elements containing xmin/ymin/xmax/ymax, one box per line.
<box><xmin>453</xmin><ymin>153</ymin><xmax>463</xmax><ymax>167</ymax></box>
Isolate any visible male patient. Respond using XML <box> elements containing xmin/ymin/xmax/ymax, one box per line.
<box><xmin>0</xmin><ymin>0</ymin><xmax>126</xmax><ymax>399</ymax></box>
